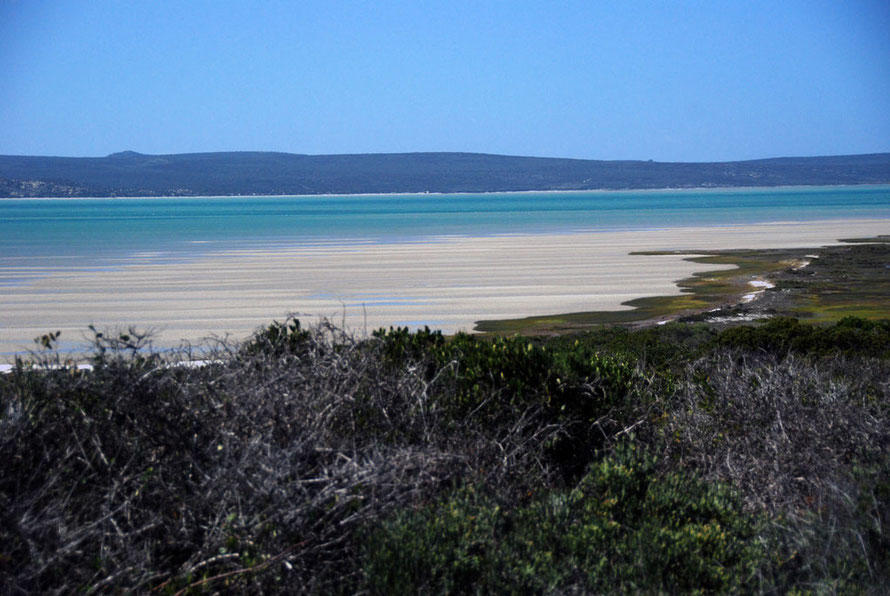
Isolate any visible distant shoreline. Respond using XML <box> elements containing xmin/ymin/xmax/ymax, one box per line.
<box><xmin>3</xmin><ymin>150</ymin><xmax>888</xmax><ymax>198</ymax></box>
<box><xmin>2</xmin><ymin>182</ymin><xmax>890</xmax><ymax>201</ymax></box>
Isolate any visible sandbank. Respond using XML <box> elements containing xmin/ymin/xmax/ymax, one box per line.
<box><xmin>0</xmin><ymin>219</ymin><xmax>887</xmax><ymax>356</ymax></box>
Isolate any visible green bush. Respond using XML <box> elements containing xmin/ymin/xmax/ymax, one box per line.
<box><xmin>241</xmin><ymin>316</ymin><xmax>313</xmax><ymax>358</ymax></box>
<box><xmin>374</xmin><ymin>327</ymin><xmax>647</xmax><ymax>440</ymax></box>
<box><xmin>716</xmin><ymin>317</ymin><xmax>890</xmax><ymax>358</ymax></box>
<box><xmin>373</xmin><ymin>325</ymin><xmax>447</xmax><ymax>364</ymax></box>
<box><xmin>361</xmin><ymin>442</ymin><xmax>764</xmax><ymax>594</ymax></box>
<box><xmin>549</xmin><ymin>323</ymin><xmax>718</xmax><ymax>371</ymax></box>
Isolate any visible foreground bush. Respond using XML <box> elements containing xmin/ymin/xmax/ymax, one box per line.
<box><xmin>0</xmin><ymin>321</ymin><xmax>466</xmax><ymax>592</ymax></box>
<box><xmin>0</xmin><ymin>317</ymin><xmax>887</xmax><ymax>593</ymax></box>
<box><xmin>662</xmin><ymin>348</ymin><xmax>890</xmax><ymax>591</ymax></box>
<box><xmin>373</xmin><ymin>327</ymin><xmax>651</xmax><ymax>479</ymax></box>
<box><xmin>1</xmin><ymin>319</ymin><xmax>648</xmax><ymax>593</ymax></box>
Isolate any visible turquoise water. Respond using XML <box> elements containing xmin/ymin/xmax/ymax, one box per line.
<box><xmin>1</xmin><ymin>186</ymin><xmax>888</xmax><ymax>284</ymax></box>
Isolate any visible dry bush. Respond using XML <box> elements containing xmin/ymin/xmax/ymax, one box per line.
<box><xmin>0</xmin><ymin>319</ymin><xmax>573</xmax><ymax>594</ymax></box>
<box><xmin>661</xmin><ymin>349</ymin><xmax>890</xmax><ymax>589</ymax></box>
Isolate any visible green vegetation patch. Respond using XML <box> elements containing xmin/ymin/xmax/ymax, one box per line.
<box><xmin>773</xmin><ymin>238</ymin><xmax>890</xmax><ymax>323</ymax></box>
<box><xmin>716</xmin><ymin>316</ymin><xmax>890</xmax><ymax>358</ymax></box>
<box><xmin>363</xmin><ymin>442</ymin><xmax>764</xmax><ymax>594</ymax></box>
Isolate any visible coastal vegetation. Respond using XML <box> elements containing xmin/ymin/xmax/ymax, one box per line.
<box><xmin>477</xmin><ymin>236</ymin><xmax>890</xmax><ymax>334</ymax></box>
<box><xmin>1</xmin><ymin>150</ymin><xmax>889</xmax><ymax>197</ymax></box>
<box><xmin>2</xmin><ymin>315</ymin><xmax>888</xmax><ymax>593</ymax></box>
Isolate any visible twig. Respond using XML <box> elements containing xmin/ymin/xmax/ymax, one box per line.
<box><xmin>169</xmin><ymin>542</ymin><xmax>305</xmax><ymax>595</ymax></box>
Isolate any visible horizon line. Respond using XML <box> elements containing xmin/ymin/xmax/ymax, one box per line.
<box><xmin>2</xmin><ymin>148</ymin><xmax>889</xmax><ymax>164</ymax></box>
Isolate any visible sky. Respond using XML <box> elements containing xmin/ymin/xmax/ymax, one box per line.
<box><xmin>1</xmin><ymin>0</ymin><xmax>888</xmax><ymax>162</ymax></box>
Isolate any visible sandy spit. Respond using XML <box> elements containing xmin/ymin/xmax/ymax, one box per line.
<box><xmin>1</xmin><ymin>219</ymin><xmax>887</xmax><ymax>356</ymax></box>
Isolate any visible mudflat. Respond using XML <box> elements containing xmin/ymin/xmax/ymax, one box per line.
<box><xmin>1</xmin><ymin>219</ymin><xmax>887</xmax><ymax>355</ymax></box>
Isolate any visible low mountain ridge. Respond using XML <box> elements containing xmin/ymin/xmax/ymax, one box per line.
<box><xmin>0</xmin><ymin>150</ymin><xmax>888</xmax><ymax>197</ymax></box>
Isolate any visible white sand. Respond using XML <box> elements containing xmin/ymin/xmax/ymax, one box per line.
<box><xmin>1</xmin><ymin>219</ymin><xmax>887</xmax><ymax>355</ymax></box>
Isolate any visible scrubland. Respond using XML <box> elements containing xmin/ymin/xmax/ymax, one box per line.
<box><xmin>1</xmin><ymin>317</ymin><xmax>888</xmax><ymax>593</ymax></box>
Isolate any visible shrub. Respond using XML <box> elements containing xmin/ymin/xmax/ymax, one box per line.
<box><xmin>0</xmin><ymin>321</ymin><xmax>609</xmax><ymax>593</ymax></box>
<box><xmin>361</xmin><ymin>441</ymin><xmax>764</xmax><ymax>594</ymax></box>
<box><xmin>662</xmin><ymin>348</ymin><xmax>890</xmax><ymax>590</ymax></box>
<box><xmin>3</xmin><ymin>317</ymin><xmax>887</xmax><ymax>593</ymax></box>
<box><xmin>372</xmin><ymin>328</ymin><xmax>654</xmax><ymax>480</ymax></box>
<box><xmin>716</xmin><ymin>317</ymin><xmax>890</xmax><ymax>358</ymax></box>
<box><xmin>549</xmin><ymin>322</ymin><xmax>718</xmax><ymax>371</ymax></box>
<box><xmin>0</xmin><ymin>321</ymin><xmax>471</xmax><ymax>593</ymax></box>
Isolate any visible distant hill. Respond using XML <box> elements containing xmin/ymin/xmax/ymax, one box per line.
<box><xmin>0</xmin><ymin>150</ymin><xmax>889</xmax><ymax>197</ymax></box>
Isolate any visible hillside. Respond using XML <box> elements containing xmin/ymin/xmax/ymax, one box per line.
<box><xmin>1</xmin><ymin>151</ymin><xmax>889</xmax><ymax>197</ymax></box>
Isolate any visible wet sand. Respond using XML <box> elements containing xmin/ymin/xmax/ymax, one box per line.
<box><xmin>1</xmin><ymin>219</ymin><xmax>887</xmax><ymax>355</ymax></box>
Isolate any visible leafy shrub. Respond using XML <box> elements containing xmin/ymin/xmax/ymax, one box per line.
<box><xmin>372</xmin><ymin>324</ymin><xmax>446</xmax><ymax>365</ymax></box>
<box><xmin>549</xmin><ymin>322</ymin><xmax>718</xmax><ymax>370</ymax></box>
<box><xmin>241</xmin><ymin>316</ymin><xmax>312</xmax><ymax>358</ymax></box>
<box><xmin>361</xmin><ymin>441</ymin><xmax>764</xmax><ymax>594</ymax></box>
<box><xmin>716</xmin><ymin>316</ymin><xmax>890</xmax><ymax>358</ymax></box>
<box><xmin>372</xmin><ymin>328</ymin><xmax>653</xmax><ymax>478</ymax></box>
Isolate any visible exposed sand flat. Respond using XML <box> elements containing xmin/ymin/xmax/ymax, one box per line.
<box><xmin>1</xmin><ymin>219</ymin><xmax>887</xmax><ymax>355</ymax></box>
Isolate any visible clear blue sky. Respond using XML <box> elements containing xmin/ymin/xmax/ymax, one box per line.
<box><xmin>1</xmin><ymin>0</ymin><xmax>888</xmax><ymax>161</ymax></box>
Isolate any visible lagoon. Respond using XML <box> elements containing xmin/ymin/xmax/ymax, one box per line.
<box><xmin>1</xmin><ymin>186</ymin><xmax>888</xmax><ymax>355</ymax></box>
<box><xmin>2</xmin><ymin>186</ymin><xmax>889</xmax><ymax>281</ymax></box>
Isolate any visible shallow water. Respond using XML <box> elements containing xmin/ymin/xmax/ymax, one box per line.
<box><xmin>1</xmin><ymin>185</ymin><xmax>888</xmax><ymax>285</ymax></box>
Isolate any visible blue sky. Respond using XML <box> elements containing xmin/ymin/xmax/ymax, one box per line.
<box><xmin>1</xmin><ymin>0</ymin><xmax>888</xmax><ymax>161</ymax></box>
